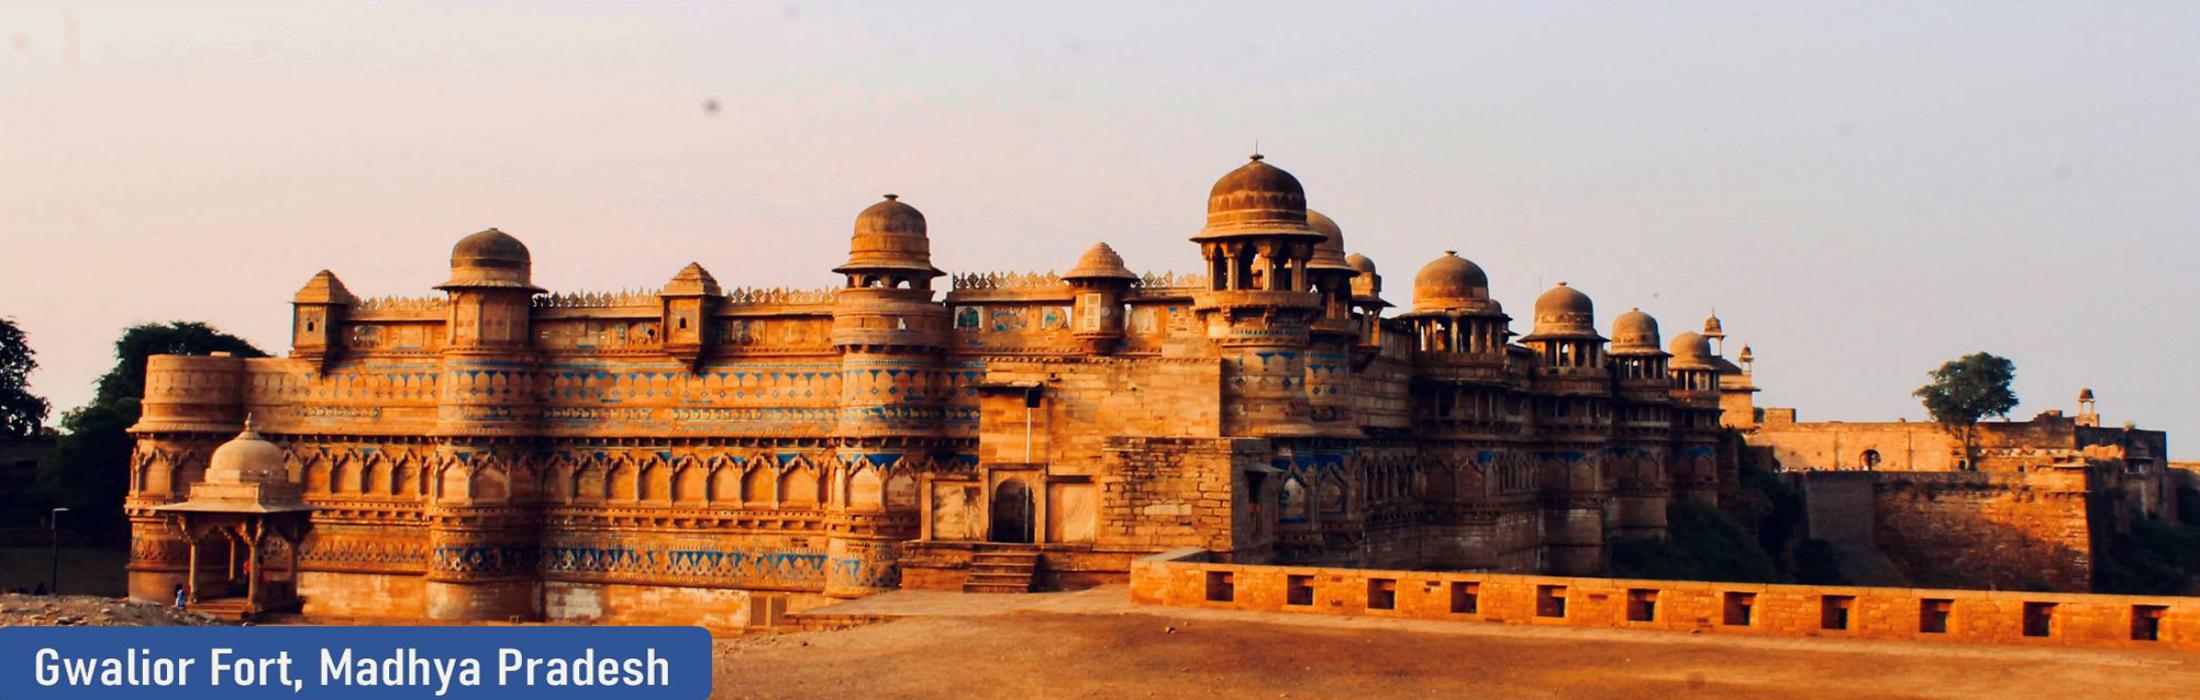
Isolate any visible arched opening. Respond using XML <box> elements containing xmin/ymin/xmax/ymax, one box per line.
<box><xmin>990</xmin><ymin>479</ymin><xmax>1034</xmax><ymax>544</ymax></box>
<box><xmin>1861</xmin><ymin>449</ymin><xmax>1882</xmax><ymax>470</ymax></box>
<box><xmin>1280</xmin><ymin>476</ymin><xmax>1307</xmax><ymax>523</ymax></box>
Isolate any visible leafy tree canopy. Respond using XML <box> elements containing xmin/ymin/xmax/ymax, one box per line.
<box><xmin>0</xmin><ymin>317</ymin><xmax>50</xmax><ymax>439</ymax></box>
<box><xmin>1913</xmin><ymin>352</ymin><xmax>2019</xmax><ymax>430</ymax></box>
<box><xmin>1913</xmin><ymin>352</ymin><xmax>2018</xmax><ymax>470</ymax></box>
<box><xmin>37</xmin><ymin>322</ymin><xmax>264</xmax><ymax>541</ymax></box>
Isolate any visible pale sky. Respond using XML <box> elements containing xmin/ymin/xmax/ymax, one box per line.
<box><xmin>2</xmin><ymin>2</ymin><xmax>2196</xmax><ymax>456</ymax></box>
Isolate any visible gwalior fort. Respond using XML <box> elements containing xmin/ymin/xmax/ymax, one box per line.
<box><xmin>119</xmin><ymin>155</ymin><xmax>2195</xmax><ymax>651</ymax></box>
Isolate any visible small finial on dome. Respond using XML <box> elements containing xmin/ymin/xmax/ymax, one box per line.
<box><xmin>1557</xmin><ymin>281</ymin><xmax>1569</xmax><ymax>287</ymax></box>
<box><xmin>1249</xmin><ymin>153</ymin><xmax>1264</xmax><ymax>162</ymax></box>
<box><xmin>1444</xmin><ymin>250</ymin><xmax>1458</xmax><ymax>257</ymax></box>
<box><xmin>882</xmin><ymin>193</ymin><xmax>898</xmax><ymax>201</ymax></box>
<box><xmin>240</xmin><ymin>412</ymin><xmax>258</xmax><ymax>437</ymax></box>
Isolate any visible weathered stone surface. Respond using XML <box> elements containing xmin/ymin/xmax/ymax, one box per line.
<box><xmin>124</xmin><ymin>156</ymin><xmax>1750</xmax><ymax>626</ymax></box>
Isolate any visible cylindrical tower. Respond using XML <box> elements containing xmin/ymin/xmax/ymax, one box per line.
<box><xmin>827</xmin><ymin>195</ymin><xmax>945</xmax><ymax>597</ymax></box>
<box><xmin>1667</xmin><ymin>331</ymin><xmax>1723</xmax><ymax>505</ymax></box>
<box><xmin>1521</xmin><ymin>282</ymin><xmax>1612</xmax><ymax>575</ymax></box>
<box><xmin>425</xmin><ymin>228</ymin><xmax>545</xmax><ymax>621</ymax></box>
<box><xmin>1191</xmin><ymin>155</ymin><xmax>1326</xmax><ymax>438</ymax></box>
<box><xmin>1302</xmin><ymin>210</ymin><xmax>1363</xmax><ymax>436</ymax></box>
<box><xmin>1605</xmin><ymin>308</ymin><xmax>1672</xmax><ymax>540</ymax></box>
<box><xmin>125</xmin><ymin>353</ymin><xmax>250</xmax><ymax>601</ymax></box>
<box><xmin>1400</xmin><ymin>251</ymin><xmax>1524</xmax><ymax>570</ymax></box>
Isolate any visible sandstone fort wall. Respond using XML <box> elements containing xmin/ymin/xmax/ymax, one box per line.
<box><xmin>1131</xmin><ymin>548</ymin><xmax>2198</xmax><ymax>651</ymax></box>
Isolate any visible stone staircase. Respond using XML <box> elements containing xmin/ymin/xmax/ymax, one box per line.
<box><xmin>962</xmin><ymin>545</ymin><xmax>1040</xmax><ymax>594</ymax></box>
<box><xmin>186</xmin><ymin>598</ymin><xmax>263</xmax><ymax>623</ymax></box>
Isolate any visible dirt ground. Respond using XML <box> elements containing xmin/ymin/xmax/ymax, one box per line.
<box><xmin>0</xmin><ymin>592</ymin><xmax>225</xmax><ymax>626</ymax></box>
<box><xmin>714</xmin><ymin>589</ymin><xmax>2198</xmax><ymax>700</ymax></box>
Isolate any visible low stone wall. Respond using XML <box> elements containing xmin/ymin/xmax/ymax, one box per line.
<box><xmin>1130</xmin><ymin>548</ymin><xmax>2197</xmax><ymax>651</ymax></box>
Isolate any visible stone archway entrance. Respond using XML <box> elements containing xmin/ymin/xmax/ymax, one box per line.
<box><xmin>990</xmin><ymin>479</ymin><xmax>1034</xmax><ymax>544</ymax></box>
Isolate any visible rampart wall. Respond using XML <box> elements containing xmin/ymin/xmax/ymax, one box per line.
<box><xmin>1130</xmin><ymin>548</ymin><xmax>2199</xmax><ymax>651</ymax></box>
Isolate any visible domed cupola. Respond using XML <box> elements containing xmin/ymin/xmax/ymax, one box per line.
<box><xmin>1193</xmin><ymin>155</ymin><xmax>1325</xmax><ymax>244</ymax></box>
<box><xmin>1064</xmin><ymin>242</ymin><xmax>1139</xmax><ymax>354</ymax></box>
<box><xmin>1522</xmin><ymin>282</ymin><xmax>1603</xmax><ymax>342</ymax></box>
<box><xmin>835</xmin><ymin>194</ymin><xmax>944</xmax><ymax>288</ymax></box>
<box><xmin>1305</xmin><ymin>209</ymin><xmax>1355</xmax><ymax>274</ymax></box>
<box><xmin>1668</xmin><ymin>331</ymin><xmax>1715</xmax><ymax>370</ymax></box>
<box><xmin>438</xmin><ymin>228</ymin><xmax>542</xmax><ymax>292</ymax></box>
<box><xmin>1346</xmin><ymin>253</ymin><xmax>1389</xmax><ymax>308</ymax></box>
<box><xmin>164</xmin><ymin>416</ymin><xmax>307</xmax><ymax>511</ymax></box>
<box><xmin>1609</xmin><ymin>308</ymin><xmax>1665</xmax><ymax>355</ymax></box>
<box><xmin>1410</xmin><ymin>251</ymin><xmax>1495</xmax><ymax>313</ymax></box>
<box><xmin>1064</xmin><ymin>242</ymin><xmax>1138</xmax><ymax>282</ymax></box>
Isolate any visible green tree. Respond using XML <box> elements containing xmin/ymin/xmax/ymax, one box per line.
<box><xmin>0</xmin><ymin>318</ymin><xmax>50</xmax><ymax>438</ymax></box>
<box><xmin>36</xmin><ymin>322</ymin><xmax>265</xmax><ymax>543</ymax></box>
<box><xmin>1913</xmin><ymin>352</ymin><xmax>2019</xmax><ymax>471</ymax></box>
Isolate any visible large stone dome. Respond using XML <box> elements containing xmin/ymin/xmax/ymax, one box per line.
<box><xmin>1410</xmin><ymin>251</ymin><xmax>1493</xmax><ymax>312</ymax></box>
<box><xmin>1609</xmin><ymin>308</ymin><xmax>1665</xmax><ymax>355</ymax></box>
<box><xmin>439</xmin><ymin>228</ymin><xmax>540</xmax><ymax>290</ymax></box>
<box><xmin>1669</xmin><ymin>330</ymin><xmax>1715</xmax><ymax>369</ymax></box>
<box><xmin>1193</xmin><ymin>155</ymin><xmax>1324</xmax><ymax>243</ymax></box>
<box><xmin>1523</xmin><ymin>282</ymin><xmax>1601</xmax><ymax>341</ymax></box>
<box><xmin>1305</xmin><ymin>209</ymin><xmax>1354</xmax><ymax>273</ymax></box>
<box><xmin>835</xmin><ymin>194</ymin><xmax>942</xmax><ymax>278</ymax></box>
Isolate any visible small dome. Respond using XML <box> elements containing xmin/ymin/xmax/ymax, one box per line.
<box><xmin>1064</xmin><ymin>242</ymin><xmax>1137</xmax><ymax>282</ymax></box>
<box><xmin>1346</xmin><ymin>253</ymin><xmax>1389</xmax><ymax>308</ymax></box>
<box><xmin>1411</xmin><ymin>251</ymin><xmax>1494</xmax><ymax>312</ymax></box>
<box><xmin>1669</xmin><ymin>331</ymin><xmax>1715</xmax><ymax>369</ymax></box>
<box><xmin>1610</xmin><ymin>308</ymin><xmax>1664</xmax><ymax>355</ymax></box>
<box><xmin>835</xmin><ymin>194</ymin><xmax>942</xmax><ymax>278</ymax></box>
<box><xmin>1523</xmin><ymin>282</ymin><xmax>1601</xmax><ymax>341</ymax></box>
<box><xmin>157</xmin><ymin>414</ymin><xmax>309</xmax><ymax>513</ymax></box>
<box><xmin>2079</xmin><ymin>387</ymin><xmax>2095</xmax><ymax>401</ymax></box>
<box><xmin>1703</xmin><ymin>312</ymin><xmax>1725</xmax><ymax>338</ymax></box>
<box><xmin>1305</xmin><ymin>209</ymin><xmax>1354</xmax><ymax>273</ymax></box>
<box><xmin>439</xmin><ymin>228</ymin><xmax>540</xmax><ymax>291</ymax></box>
<box><xmin>1193</xmin><ymin>155</ymin><xmax>1324</xmax><ymax>243</ymax></box>
<box><xmin>205</xmin><ymin>418</ymin><xmax>290</xmax><ymax>486</ymax></box>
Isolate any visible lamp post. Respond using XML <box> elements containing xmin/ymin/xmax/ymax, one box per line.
<box><xmin>47</xmin><ymin>508</ymin><xmax>67</xmax><ymax>596</ymax></box>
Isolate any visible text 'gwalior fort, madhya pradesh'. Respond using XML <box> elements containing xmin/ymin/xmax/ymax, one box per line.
<box><xmin>125</xmin><ymin>155</ymin><xmax>2193</xmax><ymax>647</ymax></box>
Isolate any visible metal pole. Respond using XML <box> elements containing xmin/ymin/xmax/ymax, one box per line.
<box><xmin>48</xmin><ymin>508</ymin><xmax>67</xmax><ymax>595</ymax></box>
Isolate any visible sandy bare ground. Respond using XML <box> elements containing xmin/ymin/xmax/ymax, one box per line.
<box><xmin>0</xmin><ymin>592</ymin><xmax>226</xmax><ymax>627</ymax></box>
<box><xmin>713</xmin><ymin>587</ymin><xmax>2195</xmax><ymax>700</ymax></box>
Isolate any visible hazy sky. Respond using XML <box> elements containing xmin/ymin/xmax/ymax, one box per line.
<box><xmin>3</xmin><ymin>2</ymin><xmax>2196</xmax><ymax>455</ymax></box>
